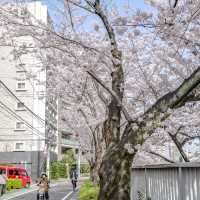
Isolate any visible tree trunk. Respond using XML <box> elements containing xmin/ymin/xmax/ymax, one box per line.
<box><xmin>90</xmin><ymin>138</ymin><xmax>104</xmax><ymax>185</ymax></box>
<box><xmin>90</xmin><ymin>151</ymin><xmax>102</xmax><ymax>185</ymax></box>
<box><xmin>90</xmin><ymin>160</ymin><xmax>100</xmax><ymax>185</ymax></box>
<box><xmin>98</xmin><ymin>145</ymin><xmax>133</xmax><ymax>200</ymax></box>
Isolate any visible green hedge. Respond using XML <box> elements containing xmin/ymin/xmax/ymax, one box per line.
<box><xmin>80</xmin><ymin>164</ymin><xmax>90</xmax><ymax>174</ymax></box>
<box><xmin>79</xmin><ymin>181</ymin><xmax>99</xmax><ymax>200</ymax></box>
<box><xmin>50</xmin><ymin>162</ymin><xmax>68</xmax><ymax>179</ymax></box>
<box><xmin>6</xmin><ymin>179</ymin><xmax>22</xmax><ymax>190</ymax></box>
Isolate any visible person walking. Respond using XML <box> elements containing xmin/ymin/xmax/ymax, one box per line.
<box><xmin>70</xmin><ymin>165</ymin><xmax>78</xmax><ymax>191</ymax></box>
<box><xmin>0</xmin><ymin>170</ymin><xmax>7</xmax><ymax>196</ymax></box>
<box><xmin>36</xmin><ymin>173</ymin><xmax>50</xmax><ymax>200</ymax></box>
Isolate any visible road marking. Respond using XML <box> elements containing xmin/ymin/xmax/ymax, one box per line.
<box><xmin>61</xmin><ymin>186</ymin><xmax>80</xmax><ymax>200</ymax></box>
<box><xmin>1</xmin><ymin>188</ymin><xmax>38</xmax><ymax>200</ymax></box>
<box><xmin>61</xmin><ymin>191</ymin><xmax>73</xmax><ymax>200</ymax></box>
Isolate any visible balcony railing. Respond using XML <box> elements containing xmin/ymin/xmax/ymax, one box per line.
<box><xmin>61</xmin><ymin>138</ymin><xmax>79</xmax><ymax>147</ymax></box>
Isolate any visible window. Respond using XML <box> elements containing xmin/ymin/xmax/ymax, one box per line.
<box><xmin>16</xmin><ymin>81</ymin><xmax>26</xmax><ymax>91</ymax></box>
<box><xmin>15</xmin><ymin>143</ymin><xmax>24</xmax><ymax>151</ymax></box>
<box><xmin>16</xmin><ymin>102</ymin><xmax>25</xmax><ymax>111</ymax></box>
<box><xmin>8</xmin><ymin>170</ymin><xmax>14</xmax><ymax>176</ymax></box>
<box><xmin>14</xmin><ymin>170</ymin><xmax>20</xmax><ymax>176</ymax></box>
<box><xmin>20</xmin><ymin>170</ymin><xmax>28</xmax><ymax>176</ymax></box>
<box><xmin>16</xmin><ymin>71</ymin><xmax>26</xmax><ymax>80</ymax></box>
<box><xmin>15</xmin><ymin>122</ymin><xmax>25</xmax><ymax>130</ymax></box>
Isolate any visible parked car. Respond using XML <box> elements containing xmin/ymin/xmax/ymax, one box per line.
<box><xmin>0</xmin><ymin>169</ymin><xmax>7</xmax><ymax>196</ymax></box>
<box><xmin>0</xmin><ymin>166</ymin><xmax>31</xmax><ymax>188</ymax></box>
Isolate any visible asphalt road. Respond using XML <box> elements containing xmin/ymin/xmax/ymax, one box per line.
<box><xmin>7</xmin><ymin>182</ymin><xmax>78</xmax><ymax>200</ymax></box>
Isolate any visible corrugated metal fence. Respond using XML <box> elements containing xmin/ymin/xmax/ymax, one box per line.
<box><xmin>131</xmin><ymin>163</ymin><xmax>200</xmax><ymax>200</ymax></box>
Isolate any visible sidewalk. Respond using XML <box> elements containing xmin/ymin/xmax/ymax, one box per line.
<box><xmin>0</xmin><ymin>178</ymin><xmax>68</xmax><ymax>200</ymax></box>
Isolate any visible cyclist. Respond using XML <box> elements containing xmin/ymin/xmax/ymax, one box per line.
<box><xmin>36</xmin><ymin>173</ymin><xmax>50</xmax><ymax>200</ymax></box>
<box><xmin>70</xmin><ymin>165</ymin><xmax>78</xmax><ymax>191</ymax></box>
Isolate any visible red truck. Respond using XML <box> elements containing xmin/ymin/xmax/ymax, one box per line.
<box><xmin>0</xmin><ymin>165</ymin><xmax>31</xmax><ymax>188</ymax></box>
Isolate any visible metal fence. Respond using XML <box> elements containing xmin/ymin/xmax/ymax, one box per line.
<box><xmin>131</xmin><ymin>163</ymin><xmax>200</xmax><ymax>200</ymax></box>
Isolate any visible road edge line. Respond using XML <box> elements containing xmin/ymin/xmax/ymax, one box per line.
<box><xmin>61</xmin><ymin>191</ymin><xmax>74</xmax><ymax>200</ymax></box>
<box><xmin>61</xmin><ymin>186</ymin><xmax>80</xmax><ymax>200</ymax></box>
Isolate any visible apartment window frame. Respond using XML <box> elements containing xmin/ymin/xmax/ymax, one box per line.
<box><xmin>15</xmin><ymin>121</ymin><xmax>26</xmax><ymax>131</ymax></box>
<box><xmin>15</xmin><ymin>142</ymin><xmax>24</xmax><ymax>151</ymax></box>
<box><xmin>16</xmin><ymin>102</ymin><xmax>26</xmax><ymax>111</ymax></box>
<box><xmin>16</xmin><ymin>81</ymin><xmax>26</xmax><ymax>91</ymax></box>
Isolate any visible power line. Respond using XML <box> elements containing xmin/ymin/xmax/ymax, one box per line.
<box><xmin>0</xmin><ymin>100</ymin><xmax>45</xmax><ymax>139</ymax></box>
<box><xmin>0</xmin><ymin>138</ymin><xmax>45</xmax><ymax>141</ymax></box>
<box><xmin>0</xmin><ymin>80</ymin><xmax>58</xmax><ymax>130</ymax></box>
<box><xmin>0</xmin><ymin>80</ymin><xmax>45</xmax><ymax>124</ymax></box>
<box><xmin>0</xmin><ymin>103</ymin><xmax>60</xmax><ymax>144</ymax></box>
<box><xmin>0</xmin><ymin>81</ymin><xmax>72</xmax><ymax>146</ymax></box>
<box><xmin>0</xmin><ymin>127</ymin><xmax>44</xmax><ymax>130</ymax></box>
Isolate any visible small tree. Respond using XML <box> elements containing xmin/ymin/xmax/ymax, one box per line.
<box><xmin>61</xmin><ymin>149</ymin><xmax>76</xmax><ymax>170</ymax></box>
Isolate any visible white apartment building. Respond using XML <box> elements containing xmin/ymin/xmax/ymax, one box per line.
<box><xmin>0</xmin><ymin>1</ymin><xmax>58</xmax><ymax>179</ymax></box>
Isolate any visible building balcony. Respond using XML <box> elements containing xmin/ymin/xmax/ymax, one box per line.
<box><xmin>61</xmin><ymin>138</ymin><xmax>79</xmax><ymax>148</ymax></box>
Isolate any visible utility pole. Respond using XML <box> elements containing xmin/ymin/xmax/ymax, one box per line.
<box><xmin>77</xmin><ymin>147</ymin><xmax>81</xmax><ymax>178</ymax></box>
<box><xmin>46</xmin><ymin>141</ymin><xmax>51</xmax><ymax>178</ymax></box>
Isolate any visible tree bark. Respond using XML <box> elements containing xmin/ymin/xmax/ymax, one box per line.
<box><xmin>90</xmin><ymin>160</ymin><xmax>100</xmax><ymax>185</ymax></box>
<box><xmin>98</xmin><ymin>144</ymin><xmax>133</xmax><ymax>200</ymax></box>
<box><xmin>90</xmin><ymin>141</ymin><xmax>104</xmax><ymax>185</ymax></box>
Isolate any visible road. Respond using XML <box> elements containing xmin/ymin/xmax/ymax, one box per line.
<box><xmin>1</xmin><ymin>182</ymin><xmax>79</xmax><ymax>200</ymax></box>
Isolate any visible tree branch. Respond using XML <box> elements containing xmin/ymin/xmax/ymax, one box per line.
<box><xmin>65</xmin><ymin>0</ymin><xmax>75</xmax><ymax>32</ymax></box>
<box><xmin>173</xmin><ymin>85</ymin><xmax>200</xmax><ymax>108</ymax></box>
<box><xmin>168</xmin><ymin>132</ymin><xmax>190</xmax><ymax>162</ymax></box>
<box><xmin>122</xmin><ymin>67</ymin><xmax>200</xmax><ymax>149</ymax></box>
<box><xmin>68</xmin><ymin>0</ymin><xmax>95</xmax><ymax>14</ymax></box>
<box><xmin>181</xmin><ymin>135</ymin><xmax>200</xmax><ymax>146</ymax></box>
<box><xmin>173</xmin><ymin>0</ymin><xmax>179</xmax><ymax>8</ymax></box>
<box><xmin>146</xmin><ymin>150</ymin><xmax>175</xmax><ymax>163</ymax></box>
<box><xmin>93</xmin><ymin>0</ymin><xmax>118</xmax><ymax>50</ymax></box>
<box><xmin>87</xmin><ymin>70</ymin><xmax>133</xmax><ymax>123</ymax></box>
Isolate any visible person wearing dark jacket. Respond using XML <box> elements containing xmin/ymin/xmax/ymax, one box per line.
<box><xmin>70</xmin><ymin>166</ymin><xmax>78</xmax><ymax>190</ymax></box>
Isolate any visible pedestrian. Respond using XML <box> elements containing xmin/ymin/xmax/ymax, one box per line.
<box><xmin>0</xmin><ymin>170</ymin><xmax>7</xmax><ymax>196</ymax></box>
<box><xmin>70</xmin><ymin>165</ymin><xmax>78</xmax><ymax>191</ymax></box>
<box><xmin>36</xmin><ymin>172</ymin><xmax>50</xmax><ymax>200</ymax></box>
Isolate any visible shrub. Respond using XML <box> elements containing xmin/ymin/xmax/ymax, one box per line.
<box><xmin>58</xmin><ymin>162</ymin><xmax>68</xmax><ymax>178</ymax></box>
<box><xmin>80</xmin><ymin>164</ymin><xmax>90</xmax><ymax>174</ymax></box>
<box><xmin>79</xmin><ymin>180</ymin><xmax>99</xmax><ymax>200</ymax></box>
<box><xmin>50</xmin><ymin>162</ymin><xmax>59</xmax><ymax>180</ymax></box>
<box><xmin>61</xmin><ymin>149</ymin><xmax>76</xmax><ymax>170</ymax></box>
<box><xmin>6</xmin><ymin>178</ymin><xmax>22</xmax><ymax>190</ymax></box>
<box><xmin>50</xmin><ymin>162</ymin><xmax>68</xmax><ymax>179</ymax></box>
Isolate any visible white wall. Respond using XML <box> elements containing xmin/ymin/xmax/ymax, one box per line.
<box><xmin>0</xmin><ymin>2</ymin><xmax>50</xmax><ymax>153</ymax></box>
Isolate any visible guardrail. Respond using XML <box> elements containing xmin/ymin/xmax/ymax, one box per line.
<box><xmin>131</xmin><ymin>162</ymin><xmax>200</xmax><ymax>200</ymax></box>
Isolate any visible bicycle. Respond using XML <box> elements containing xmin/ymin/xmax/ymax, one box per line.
<box><xmin>71</xmin><ymin>179</ymin><xmax>77</xmax><ymax>191</ymax></box>
<box><xmin>38</xmin><ymin>188</ymin><xmax>45</xmax><ymax>200</ymax></box>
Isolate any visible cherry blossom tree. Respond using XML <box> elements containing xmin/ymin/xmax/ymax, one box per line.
<box><xmin>1</xmin><ymin>0</ymin><xmax>200</xmax><ymax>199</ymax></box>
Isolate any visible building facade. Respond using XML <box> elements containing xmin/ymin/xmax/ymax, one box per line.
<box><xmin>57</xmin><ymin>99</ymin><xmax>79</xmax><ymax>160</ymax></box>
<box><xmin>0</xmin><ymin>1</ymin><xmax>58</xmax><ymax>179</ymax></box>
